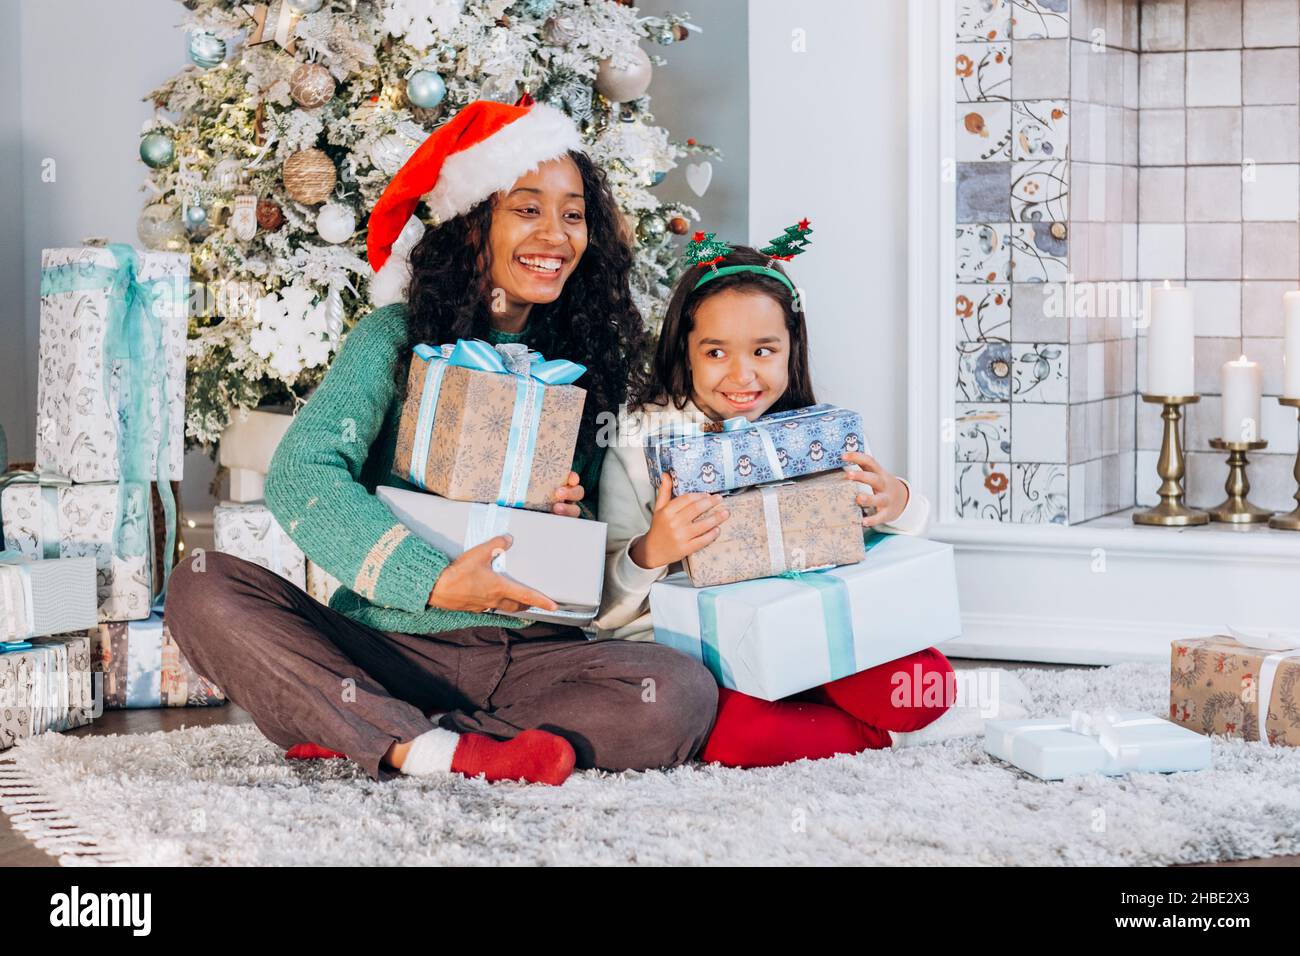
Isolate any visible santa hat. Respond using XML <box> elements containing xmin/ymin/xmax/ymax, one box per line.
<box><xmin>366</xmin><ymin>99</ymin><xmax>584</xmax><ymax>306</ymax></box>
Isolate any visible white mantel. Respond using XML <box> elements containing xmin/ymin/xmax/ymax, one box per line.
<box><xmin>906</xmin><ymin>2</ymin><xmax>1300</xmax><ymax>665</ymax></box>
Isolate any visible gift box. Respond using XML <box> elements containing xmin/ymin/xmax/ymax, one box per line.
<box><xmin>985</xmin><ymin>709</ymin><xmax>1212</xmax><ymax>780</ymax></box>
<box><xmin>0</xmin><ymin>633</ymin><xmax>95</xmax><ymax>751</ymax></box>
<box><xmin>393</xmin><ymin>340</ymin><xmax>587</xmax><ymax>511</ymax></box>
<box><xmin>684</xmin><ymin>471</ymin><xmax>864</xmax><ymax>587</ymax></box>
<box><xmin>213</xmin><ymin>502</ymin><xmax>306</xmax><ymax>588</ymax></box>
<box><xmin>307</xmin><ymin>560</ymin><xmax>342</xmax><ymax>606</ymax></box>
<box><xmin>377</xmin><ymin>485</ymin><xmax>606</xmax><ymax>626</ymax></box>
<box><xmin>1170</xmin><ymin>632</ymin><xmax>1300</xmax><ymax>747</ymax></box>
<box><xmin>89</xmin><ymin>611</ymin><xmax>225</xmax><ymax>709</ymax></box>
<box><xmin>36</xmin><ymin>245</ymin><xmax>188</xmax><ymax>483</ymax></box>
<box><xmin>2</xmin><ymin>478</ymin><xmax>155</xmax><ymax>622</ymax></box>
<box><xmin>1</xmin><ymin>553</ymin><xmax>98</xmax><ymax>641</ymax></box>
<box><xmin>644</xmin><ymin>403</ymin><xmax>867</xmax><ymax>497</ymax></box>
<box><xmin>649</xmin><ymin>533</ymin><xmax>961</xmax><ymax>700</ymax></box>
<box><xmin>219</xmin><ymin>408</ymin><xmax>294</xmax><ymax>503</ymax></box>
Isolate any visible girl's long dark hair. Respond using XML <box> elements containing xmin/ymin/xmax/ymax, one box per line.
<box><xmin>397</xmin><ymin>149</ymin><xmax>651</xmax><ymax>451</ymax></box>
<box><xmin>634</xmin><ymin>245</ymin><xmax>816</xmax><ymax>413</ymax></box>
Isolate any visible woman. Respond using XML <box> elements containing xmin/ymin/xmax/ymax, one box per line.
<box><xmin>165</xmin><ymin>101</ymin><xmax>719</xmax><ymax>786</ymax></box>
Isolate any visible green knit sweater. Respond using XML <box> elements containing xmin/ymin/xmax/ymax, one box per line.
<box><xmin>263</xmin><ymin>301</ymin><xmax>605</xmax><ymax>635</ymax></box>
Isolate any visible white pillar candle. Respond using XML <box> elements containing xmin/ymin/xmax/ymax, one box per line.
<box><xmin>1146</xmin><ymin>280</ymin><xmax>1195</xmax><ymax>396</ymax></box>
<box><xmin>1221</xmin><ymin>354</ymin><xmax>1262</xmax><ymax>442</ymax></box>
<box><xmin>1284</xmin><ymin>291</ymin><xmax>1300</xmax><ymax>398</ymax></box>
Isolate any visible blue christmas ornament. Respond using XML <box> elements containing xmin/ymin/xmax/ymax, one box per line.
<box><xmin>139</xmin><ymin>133</ymin><xmax>176</xmax><ymax>169</ymax></box>
<box><xmin>406</xmin><ymin>70</ymin><xmax>447</xmax><ymax>109</ymax></box>
<box><xmin>183</xmin><ymin>205</ymin><xmax>210</xmax><ymax>233</ymax></box>
<box><xmin>520</xmin><ymin>0</ymin><xmax>556</xmax><ymax>17</ymax></box>
<box><xmin>188</xmin><ymin>31</ymin><xmax>227</xmax><ymax>70</ymax></box>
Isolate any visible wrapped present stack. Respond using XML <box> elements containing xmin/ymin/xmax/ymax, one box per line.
<box><xmin>0</xmin><ymin>243</ymin><xmax>224</xmax><ymax>747</ymax></box>
<box><xmin>645</xmin><ymin>403</ymin><xmax>962</xmax><ymax>701</ymax></box>
<box><xmin>379</xmin><ymin>338</ymin><xmax>605</xmax><ymax>626</ymax></box>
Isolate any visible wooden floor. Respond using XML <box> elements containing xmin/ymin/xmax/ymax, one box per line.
<box><xmin>2</xmin><ymin>658</ymin><xmax>1296</xmax><ymax>867</ymax></box>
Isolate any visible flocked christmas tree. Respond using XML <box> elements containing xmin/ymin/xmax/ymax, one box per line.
<box><xmin>139</xmin><ymin>0</ymin><xmax>719</xmax><ymax>450</ymax></box>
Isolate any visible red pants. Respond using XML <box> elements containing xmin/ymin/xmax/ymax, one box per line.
<box><xmin>698</xmin><ymin>647</ymin><xmax>955</xmax><ymax>768</ymax></box>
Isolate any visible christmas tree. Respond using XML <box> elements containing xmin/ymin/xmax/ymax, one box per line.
<box><xmin>140</xmin><ymin>0</ymin><xmax>719</xmax><ymax>449</ymax></box>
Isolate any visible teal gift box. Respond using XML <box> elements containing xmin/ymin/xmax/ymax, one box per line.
<box><xmin>648</xmin><ymin>533</ymin><xmax>961</xmax><ymax>701</ymax></box>
<box><xmin>984</xmin><ymin>709</ymin><xmax>1212</xmax><ymax>780</ymax></box>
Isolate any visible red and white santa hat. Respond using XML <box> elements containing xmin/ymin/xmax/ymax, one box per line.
<box><xmin>366</xmin><ymin>98</ymin><xmax>584</xmax><ymax>306</ymax></box>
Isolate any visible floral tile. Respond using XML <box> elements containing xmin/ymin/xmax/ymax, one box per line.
<box><xmin>958</xmin><ymin>102</ymin><xmax>1013</xmax><ymax>161</ymax></box>
<box><xmin>1012</xmin><ymin>99</ymin><xmax>1068</xmax><ymax>160</ymax></box>
<box><xmin>1011</xmin><ymin>340</ymin><xmax>1069</xmax><ymax>402</ymax></box>
<box><xmin>957</xmin><ymin>283</ymin><xmax>1012</xmax><ymax>341</ymax></box>
<box><xmin>955</xmin><ymin>403</ymin><xmax>1012</xmax><ymax>461</ymax></box>
<box><xmin>1011</xmin><ymin>462</ymin><xmax>1069</xmax><ymax>523</ymax></box>
<box><xmin>955</xmin><ymin>461</ymin><xmax>1011</xmax><ymax>520</ymax></box>
<box><xmin>1011</xmin><ymin>160</ymin><xmax>1069</xmax><ymax>222</ymax></box>
<box><xmin>957</xmin><ymin>162</ymin><xmax>1013</xmax><ymax>221</ymax></box>
<box><xmin>1011</xmin><ymin>221</ymin><xmax>1069</xmax><ymax>281</ymax></box>
<box><xmin>958</xmin><ymin>340</ymin><xmax>1013</xmax><ymax>401</ymax></box>
<box><xmin>957</xmin><ymin>223</ymin><xmax>1012</xmax><ymax>283</ymax></box>
<box><xmin>1012</xmin><ymin>0</ymin><xmax>1069</xmax><ymax>40</ymax></box>
<box><xmin>956</xmin><ymin>42</ymin><xmax>1012</xmax><ymax>102</ymax></box>
<box><xmin>957</xmin><ymin>0</ymin><xmax>1013</xmax><ymax>42</ymax></box>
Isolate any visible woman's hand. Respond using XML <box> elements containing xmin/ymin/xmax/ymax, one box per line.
<box><xmin>428</xmin><ymin>534</ymin><xmax>558</xmax><ymax>614</ymax></box>
<box><xmin>842</xmin><ymin>451</ymin><xmax>910</xmax><ymax>528</ymax></box>
<box><xmin>629</xmin><ymin>474</ymin><xmax>730</xmax><ymax>570</ymax></box>
<box><xmin>552</xmin><ymin>471</ymin><xmax>584</xmax><ymax>517</ymax></box>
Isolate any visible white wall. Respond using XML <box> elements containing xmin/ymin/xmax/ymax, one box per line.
<box><xmin>748</xmin><ymin>0</ymin><xmax>911</xmax><ymax>475</ymax></box>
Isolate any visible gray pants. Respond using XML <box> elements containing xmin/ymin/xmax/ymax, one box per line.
<box><xmin>164</xmin><ymin>551</ymin><xmax>718</xmax><ymax>781</ymax></box>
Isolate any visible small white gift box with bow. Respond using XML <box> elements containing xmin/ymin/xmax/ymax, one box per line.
<box><xmin>984</xmin><ymin>708</ymin><xmax>1211</xmax><ymax>780</ymax></box>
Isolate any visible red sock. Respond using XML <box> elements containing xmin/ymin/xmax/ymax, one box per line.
<box><xmin>806</xmin><ymin>647</ymin><xmax>956</xmax><ymax>734</ymax></box>
<box><xmin>285</xmin><ymin>742</ymin><xmax>347</xmax><ymax>760</ymax></box>
<box><xmin>450</xmin><ymin>729</ymin><xmax>576</xmax><ymax>786</ymax></box>
<box><xmin>699</xmin><ymin>688</ymin><xmax>890</xmax><ymax>769</ymax></box>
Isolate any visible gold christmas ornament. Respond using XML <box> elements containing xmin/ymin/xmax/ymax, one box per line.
<box><xmin>282</xmin><ymin>148</ymin><xmax>337</xmax><ymax>205</ymax></box>
<box><xmin>290</xmin><ymin>62</ymin><xmax>336</xmax><ymax>109</ymax></box>
<box><xmin>256</xmin><ymin>197</ymin><xmax>285</xmax><ymax>230</ymax></box>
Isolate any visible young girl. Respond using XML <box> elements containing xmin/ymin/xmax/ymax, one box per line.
<box><xmin>592</xmin><ymin>241</ymin><xmax>955</xmax><ymax>768</ymax></box>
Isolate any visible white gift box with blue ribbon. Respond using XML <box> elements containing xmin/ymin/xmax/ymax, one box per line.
<box><xmin>649</xmin><ymin>533</ymin><xmax>961</xmax><ymax>701</ymax></box>
<box><xmin>984</xmin><ymin>709</ymin><xmax>1212</xmax><ymax>780</ymax></box>
<box><xmin>0</xmin><ymin>550</ymin><xmax>98</xmax><ymax>641</ymax></box>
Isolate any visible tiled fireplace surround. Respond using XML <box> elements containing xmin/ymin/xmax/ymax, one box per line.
<box><xmin>954</xmin><ymin>0</ymin><xmax>1300</xmax><ymax>525</ymax></box>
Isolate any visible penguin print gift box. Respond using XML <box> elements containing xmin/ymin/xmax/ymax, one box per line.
<box><xmin>643</xmin><ymin>403</ymin><xmax>867</xmax><ymax>496</ymax></box>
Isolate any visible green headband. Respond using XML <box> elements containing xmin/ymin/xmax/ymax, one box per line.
<box><xmin>684</xmin><ymin>219</ymin><xmax>813</xmax><ymax>294</ymax></box>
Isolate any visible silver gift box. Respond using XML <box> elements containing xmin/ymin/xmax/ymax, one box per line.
<box><xmin>377</xmin><ymin>485</ymin><xmax>606</xmax><ymax>627</ymax></box>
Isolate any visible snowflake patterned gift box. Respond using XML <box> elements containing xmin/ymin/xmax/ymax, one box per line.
<box><xmin>1169</xmin><ymin>633</ymin><xmax>1300</xmax><ymax>748</ymax></box>
<box><xmin>377</xmin><ymin>485</ymin><xmax>606</xmax><ymax>627</ymax></box>
<box><xmin>644</xmin><ymin>403</ymin><xmax>868</xmax><ymax>497</ymax></box>
<box><xmin>0</xmin><ymin>552</ymin><xmax>98</xmax><ymax>641</ymax></box>
<box><xmin>684</xmin><ymin>471</ymin><xmax>865</xmax><ymax>587</ymax></box>
<box><xmin>984</xmin><ymin>709</ymin><xmax>1211</xmax><ymax>780</ymax></box>
<box><xmin>35</xmin><ymin>246</ymin><xmax>188</xmax><ymax>483</ymax></box>
<box><xmin>212</xmin><ymin>502</ymin><xmax>307</xmax><ymax>589</ymax></box>
<box><xmin>393</xmin><ymin>340</ymin><xmax>587</xmax><ymax>512</ymax></box>
<box><xmin>88</xmin><ymin>611</ymin><xmax>225</xmax><ymax>709</ymax></box>
<box><xmin>649</xmin><ymin>533</ymin><xmax>961</xmax><ymax>701</ymax></box>
<box><xmin>0</xmin><ymin>634</ymin><xmax>96</xmax><ymax>752</ymax></box>
<box><xmin>1</xmin><ymin>479</ymin><xmax>155</xmax><ymax>623</ymax></box>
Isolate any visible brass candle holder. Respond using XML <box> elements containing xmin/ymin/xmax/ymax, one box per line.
<box><xmin>1207</xmin><ymin>436</ymin><xmax>1272</xmax><ymax>523</ymax></box>
<box><xmin>1133</xmin><ymin>394</ymin><xmax>1209</xmax><ymax>526</ymax></box>
<box><xmin>1269</xmin><ymin>397</ymin><xmax>1300</xmax><ymax>530</ymax></box>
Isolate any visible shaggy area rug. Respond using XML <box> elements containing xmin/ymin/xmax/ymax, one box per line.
<box><xmin>2</xmin><ymin>661</ymin><xmax>1298</xmax><ymax>866</ymax></box>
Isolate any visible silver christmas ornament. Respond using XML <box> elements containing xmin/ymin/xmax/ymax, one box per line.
<box><xmin>139</xmin><ymin>132</ymin><xmax>176</xmax><ymax>169</ymax></box>
<box><xmin>406</xmin><ymin>70</ymin><xmax>447</xmax><ymax>109</ymax></box>
<box><xmin>188</xmin><ymin>31</ymin><xmax>227</xmax><ymax>69</ymax></box>
<box><xmin>286</xmin><ymin>0</ymin><xmax>324</xmax><ymax>12</ymax></box>
<box><xmin>595</xmin><ymin>46</ymin><xmax>653</xmax><ymax>102</ymax></box>
<box><xmin>137</xmin><ymin>204</ymin><xmax>188</xmax><ymax>251</ymax></box>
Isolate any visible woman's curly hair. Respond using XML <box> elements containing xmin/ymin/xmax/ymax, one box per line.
<box><xmin>396</xmin><ymin>149</ymin><xmax>651</xmax><ymax>452</ymax></box>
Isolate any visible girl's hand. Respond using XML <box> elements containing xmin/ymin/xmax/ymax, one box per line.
<box><xmin>428</xmin><ymin>534</ymin><xmax>558</xmax><ymax>615</ymax></box>
<box><xmin>552</xmin><ymin>471</ymin><xmax>584</xmax><ymax>517</ymax></box>
<box><xmin>629</xmin><ymin>474</ymin><xmax>730</xmax><ymax>570</ymax></box>
<box><xmin>842</xmin><ymin>451</ymin><xmax>910</xmax><ymax>528</ymax></box>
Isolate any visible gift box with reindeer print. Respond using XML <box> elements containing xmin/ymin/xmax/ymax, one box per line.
<box><xmin>643</xmin><ymin>403</ymin><xmax>867</xmax><ymax>497</ymax></box>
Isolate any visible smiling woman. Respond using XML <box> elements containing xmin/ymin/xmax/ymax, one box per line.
<box><xmin>163</xmin><ymin>100</ymin><xmax>719</xmax><ymax>790</ymax></box>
